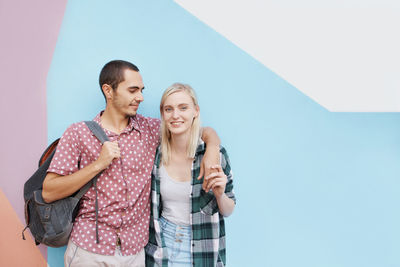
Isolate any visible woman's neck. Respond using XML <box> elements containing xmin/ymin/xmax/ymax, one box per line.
<box><xmin>170</xmin><ymin>132</ymin><xmax>190</xmax><ymax>156</ymax></box>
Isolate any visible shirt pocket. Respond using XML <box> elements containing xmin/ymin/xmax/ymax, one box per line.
<box><xmin>199</xmin><ymin>189</ymin><xmax>218</xmax><ymax>215</ymax></box>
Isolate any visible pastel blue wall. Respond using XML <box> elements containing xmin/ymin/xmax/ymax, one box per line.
<box><xmin>47</xmin><ymin>1</ymin><xmax>400</xmax><ymax>266</ymax></box>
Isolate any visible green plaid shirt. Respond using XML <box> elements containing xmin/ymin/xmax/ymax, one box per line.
<box><xmin>145</xmin><ymin>141</ymin><xmax>236</xmax><ymax>267</ymax></box>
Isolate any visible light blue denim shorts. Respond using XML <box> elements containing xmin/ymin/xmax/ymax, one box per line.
<box><xmin>160</xmin><ymin>216</ymin><xmax>192</xmax><ymax>267</ymax></box>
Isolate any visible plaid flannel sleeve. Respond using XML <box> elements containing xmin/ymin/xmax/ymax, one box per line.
<box><xmin>220</xmin><ymin>146</ymin><xmax>236</xmax><ymax>203</ymax></box>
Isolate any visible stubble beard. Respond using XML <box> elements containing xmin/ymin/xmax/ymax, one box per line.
<box><xmin>113</xmin><ymin>97</ymin><xmax>137</xmax><ymax>118</ymax></box>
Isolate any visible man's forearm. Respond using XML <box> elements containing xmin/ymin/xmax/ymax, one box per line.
<box><xmin>201</xmin><ymin>127</ymin><xmax>220</xmax><ymax>147</ymax></box>
<box><xmin>198</xmin><ymin>127</ymin><xmax>221</xmax><ymax>182</ymax></box>
<box><xmin>42</xmin><ymin>161</ymin><xmax>105</xmax><ymax>203</ymax></box>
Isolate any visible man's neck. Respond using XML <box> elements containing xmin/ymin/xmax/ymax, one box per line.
<box><xmin>100</xmin><ymin>106</ymin><xmax>130</xmax><ymax>134</ymax></box>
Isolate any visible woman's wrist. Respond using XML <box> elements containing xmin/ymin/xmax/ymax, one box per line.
<box><xmin>215</xmin><ymin>192</ymin><xmax>226</xmax><ymax>201</ymax></box>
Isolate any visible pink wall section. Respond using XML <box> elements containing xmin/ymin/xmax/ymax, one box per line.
<box><xmin>0</xmin><ymin>0</ymin><xmax>68</xmax><ymax>260</ymax></box>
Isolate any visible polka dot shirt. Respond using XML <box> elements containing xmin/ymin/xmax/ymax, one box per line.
<box><xmin>47</xmin><ymin>112</ymin><xmax>160</xmax><ymax>256</ymax></box>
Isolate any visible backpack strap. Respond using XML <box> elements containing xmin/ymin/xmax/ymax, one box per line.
<box><xmin>75</xmin><ymin>121</ymin><xmax>109</xmax><ymax>198</ymax></box>
<box><xmin>73</xmin><ymin>121</ymin><xmax>110</xmax><ymax>244</ymax></box>
<box><xmin>84</xmin><ymin>121</ymin><xmax>109</xmax><ymax>144</ymax></box>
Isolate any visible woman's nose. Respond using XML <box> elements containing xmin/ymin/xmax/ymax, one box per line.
<box><xmin>172</xmin><ymin>110</ymin><xmax>179</xmax><ymax>118</ymax></box>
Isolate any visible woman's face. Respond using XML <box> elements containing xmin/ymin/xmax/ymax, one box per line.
<box><xmin>162</xmin><ymin>90</ymin><xmax>199</xmax><ymax>137</ymax></box>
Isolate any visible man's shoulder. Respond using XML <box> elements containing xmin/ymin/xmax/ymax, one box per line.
<box><xmin>59</xmin><ymin>111</ymin><xmax>102</xmax><ymax>135</ymax></box>
<box><xmin>135</xmin><ymin>114</ymin><xmax>160</xmax><ymax>128</ymax></box>
<box><xmin>60</xmin><ymin>121</ymin><xmax>94</xmax><ymax>139</ymax></box>
<box><xmin>135</xmin><ymin>114</ymin><xmax>159</xmax><ymax>122</ymax></box>
<box><xmin>64</xmin><ymin>121</ymin><xmax>87</xmax><ymax>131</ymax></box>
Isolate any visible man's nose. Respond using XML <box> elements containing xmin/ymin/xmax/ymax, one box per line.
<box><xmin>135</xmin><ymin>92</ymin><xmax>144</xmax><ymax>102</ymax></box>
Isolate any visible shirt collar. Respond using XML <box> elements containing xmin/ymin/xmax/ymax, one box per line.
<box><xmin>195</xmin><ymin>139</ymin><xmax>206</xmax><ymax>154</ymax></box>
<box><xmin>92</xmin><ymin>111</ymin><xmax>141</xmax><ymax>136</ymax></box>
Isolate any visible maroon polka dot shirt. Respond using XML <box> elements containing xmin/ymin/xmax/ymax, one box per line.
<box><xmin>48</xmin><ymin>112</ymin><xmax>160</xmax><ymax>255</ymax></box>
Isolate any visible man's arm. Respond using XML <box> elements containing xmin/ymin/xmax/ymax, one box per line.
<box><xmin>42</xmin><ymin>141</ymin><xmax>120</xmax><ymax>203</ymax></box>
<box><xmin>198</xmin><ymin>127</ymin><xmax>221</xmax><ymax>190</ymax></box>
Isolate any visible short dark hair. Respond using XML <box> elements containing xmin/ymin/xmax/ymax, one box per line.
<box><xmin>99</xmin><ymin>60</ymin><xmax>140</xmax><ymax>99</ymax></box>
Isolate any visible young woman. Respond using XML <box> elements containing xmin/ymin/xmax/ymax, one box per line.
<box><xmin>145</xmin><ymin>83</ymin><xmax>236</xmax><ymax>267</ymax></box>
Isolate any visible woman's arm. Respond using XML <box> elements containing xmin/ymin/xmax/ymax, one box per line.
<box><xmin>204</xmin><ymin>165</ymin><xmax>235</xmax><ymax>217</ymax></box>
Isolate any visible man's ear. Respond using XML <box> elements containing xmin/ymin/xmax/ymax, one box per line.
<box><xmin>102</xmin><ymin>84</ymin><xmax>113</xmax><ymax>100</ymax></box>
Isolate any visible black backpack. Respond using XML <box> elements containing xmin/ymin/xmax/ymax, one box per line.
<box><xmin>22</xmin><ymin>121</ymin><xmax>109</xmax><ymax>247</ymax></box>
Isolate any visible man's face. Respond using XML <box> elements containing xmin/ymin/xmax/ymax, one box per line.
<box><xmin>111</xmin><ymin>69</ymin><xmax>144</xmax><ymax>117</ymax></box>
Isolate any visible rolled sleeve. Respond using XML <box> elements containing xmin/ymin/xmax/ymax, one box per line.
<box><xmin>220</xmin><ymin>146</ymin><xmax>236</xmax><ymax>204</ymax></box>
<box><xmin>47</xmin><ymin>123</ymin><xmax>81</xmax><ymax>176</ymax></box>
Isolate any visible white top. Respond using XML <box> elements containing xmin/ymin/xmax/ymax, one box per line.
<box><xmin>160</xmin><ymin>165</ymin><xmax>191</xmax><ymax>226</ymax></box>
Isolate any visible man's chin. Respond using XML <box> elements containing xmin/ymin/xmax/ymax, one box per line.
<box><xmin>124</xmin><ymin>111</ymin><xmax>137</xmax><ymax>117</ymax></box>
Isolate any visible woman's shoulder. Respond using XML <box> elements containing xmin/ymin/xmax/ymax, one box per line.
<box><xmin>197</xmin><ymin>143</ymin><xmax>230</xmax><ymax>155</ymax></box>
<box><xmin>195</xmin><ymin>142</ymin><xmax>231</xmax><ymax>168</ymax></box>
<box><xmin>196</xmin><ymin>140</ymin><xmax>229</xmax><ymax>153</ymax></box>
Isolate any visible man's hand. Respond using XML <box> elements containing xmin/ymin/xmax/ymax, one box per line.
<box><xmin>197</xmin><ymin>145</ymin><xmax>220</xmax><ymax>191</ymax></box>
<box><xmin>96</xmin><ymin>141</ymin><xmax>120</xmax><ymax>170</ymax></box>
<box><xmin>204</xmin><ymin>165</ymin><xmax>227</xmax><ymax>198</ymax></box>
<box><xmin>43</xmin><ymin>141</ymin><xmax>120</xmax><ymax>203</ymax></box>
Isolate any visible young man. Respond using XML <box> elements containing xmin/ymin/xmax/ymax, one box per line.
<box><xmin>42</xmin><ymin>60</ymin><xmax>220</xmax><ymax>267</ymax></box>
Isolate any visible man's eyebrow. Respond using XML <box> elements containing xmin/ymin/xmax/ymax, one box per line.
<box><xmin>128</xmin><ymin>86</ymin><xmax>145</xmax><ymax>90</ymax></box>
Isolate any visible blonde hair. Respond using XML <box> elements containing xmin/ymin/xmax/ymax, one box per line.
<box><xmin>160</xmin><ymin>83</ymin><xmax>201</xmax><ymax>165</ymax></box>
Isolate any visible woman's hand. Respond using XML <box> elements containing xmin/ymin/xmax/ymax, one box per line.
<box><xmin>204</xmin><ymin>165</ymin><xmax>227</xmax><ymax>199</ymax></box>
<box><xmin>204</xmin><ymin>165</ymin><xmax>235</xmax><ymax>216</ymax></box>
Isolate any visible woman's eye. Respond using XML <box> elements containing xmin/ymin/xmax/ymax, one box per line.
<box><xmin>181</xmin><ymin>106</ymin><xmax>187</xmax><ymax>110</ymax></box>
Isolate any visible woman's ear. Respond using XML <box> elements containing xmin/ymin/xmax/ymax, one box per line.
<box><xmin>195</xmin><ymin>105</ymin><xmax>200</xmax><ymax>117</ymax></box>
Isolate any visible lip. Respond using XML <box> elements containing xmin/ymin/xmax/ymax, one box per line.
<box><xmin>170</xmin><ymin>121</ymin><xmax>183</xmax><ymax>127</ymax></box>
